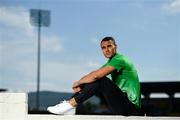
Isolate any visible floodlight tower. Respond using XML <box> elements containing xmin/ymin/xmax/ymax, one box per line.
<box><xmin>30</xmin><ymin>9</ymin><xmax>50</xmax><ymax>110</ymax></box>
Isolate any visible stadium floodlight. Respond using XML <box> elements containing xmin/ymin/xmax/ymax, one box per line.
<box><xmin>30</xmin><ymin>9</ymin><xmax>50</xmax><ymax>111</ymax></box>
<box><xmin>30</xmin><ymin>9</ymin><xmax>50</xmax><ymax>27</ymax></box>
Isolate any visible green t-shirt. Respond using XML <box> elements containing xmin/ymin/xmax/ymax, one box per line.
<box><xmin>102</xmin><ymin>53</ymin><xmax>141</xmax><ymax>108</ymax></box>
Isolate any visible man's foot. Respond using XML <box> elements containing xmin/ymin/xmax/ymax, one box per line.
<box><xmin>47</xmin><ymin>100</ymin><xmax>76</xmax><ymax>115</ymax></box>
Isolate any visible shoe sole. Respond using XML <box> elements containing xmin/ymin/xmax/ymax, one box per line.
<box><xmin>64</xmin><ymin>108</ymin><xmax>75</xmax><ymax>115</ymax></box>
<box><xmin>47</xmin><ymin>108</ymin><xmax>75</xmax><ymax>115</ymax></box>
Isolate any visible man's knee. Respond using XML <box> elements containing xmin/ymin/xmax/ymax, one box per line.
<box><xmin>99</xmin><ymin>77</ymin><xmax>113</xmax><ymax>86</ymax></box>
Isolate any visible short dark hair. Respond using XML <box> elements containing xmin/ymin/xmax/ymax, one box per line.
<box><xmin>101</xmin><ymin>36</ymin><xmax>116</xmax><ymax>46</ymax></box>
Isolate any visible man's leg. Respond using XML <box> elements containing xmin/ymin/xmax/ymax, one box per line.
<box><xmin>97</xmin><ymin>77</ymin><xmax>137</xmax><ymax>115</ymax></box>
<box><xmin>71</xmin><ymin>77</ymin><xmax>137</xmax><ymax>115</ymax></box>
<box><xmin>72</xmin><ymin>80</ymin><xmax>100</xmax><ymax>104</ymax></box>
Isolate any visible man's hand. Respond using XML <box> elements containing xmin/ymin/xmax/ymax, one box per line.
<box><xmin>72</xmin><ymin>81</ymin><xmax>81</xmax><ymax>93</ymax></box>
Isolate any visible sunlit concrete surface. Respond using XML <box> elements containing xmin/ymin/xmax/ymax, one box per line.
<box><xmin>0</xmin><ymin>93</ymin><xmax>27</xmax><ymax>120</ymax></box>
<box><xmin>0</xmin><ymin>93</ymin><xmax>180</xmax><ymax>120</ymax></box>
<box><xmin>27</xmin><ymin>115</ymin><xmax>180</xmax><ymax>120</ymax></box>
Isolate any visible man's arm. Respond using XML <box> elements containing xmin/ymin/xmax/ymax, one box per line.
<box><xmin>72</xmin><ymin>66</ymin><xmax>115</xmax><ymax>89</ymax></box>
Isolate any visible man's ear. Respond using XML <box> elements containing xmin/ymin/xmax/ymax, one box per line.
<box><xmin>115</xmin><ymin>45</ymin><xmax>118</xmax><ymax>51</ymax></box>
<box><xmin>114</xmin><ymin>44</ymin><xmax>117</xmax><ymax>48</ymax></box>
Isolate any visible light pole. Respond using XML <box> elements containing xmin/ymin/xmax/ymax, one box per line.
<box><xmin>30</xmin><ymin>9</ymin><xmax>50</xmax><ymax>110</ymax></box>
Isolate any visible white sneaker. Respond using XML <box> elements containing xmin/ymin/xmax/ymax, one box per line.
<box><xmin>47</xmin><ymin>100</ymin><xmax>76</xmax><ymax>115</ymax></box>
<box><xmin>64</xmin><ymin>107</ymin><xmax>76</xmax><ymax>115</ymax></box>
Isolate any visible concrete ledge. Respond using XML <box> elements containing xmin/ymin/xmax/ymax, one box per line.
<box><xmin>27</xmin><ymin>115</ymin><xmax>180</xmax><ymax>120</ymax></box>
<box><xmin>0</xmin><ymin>92</ymin><xmax>180</xmax><ymax>120</ymax></box>
<box><xmin>0</xmin><ymin>93</ymin><xmax>27</xmax><ymax>103</ymax></box>
<box><xmin>0</xmin><ymin>93</ymin><xmax>27</xmax><ymax>120</ymax></box>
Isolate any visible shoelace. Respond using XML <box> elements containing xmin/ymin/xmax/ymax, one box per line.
<box><xmin>56</xmin><ymin>100</ymin><xmax>67</xmax><ymax>107</ymax></box>
<box><xmin>61</xmin><ymin>100</ymin><xmax>68</xmax><ymax>103</ymax></box>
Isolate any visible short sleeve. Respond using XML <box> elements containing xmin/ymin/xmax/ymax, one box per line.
<box><xmin>106</xmin><ymin>56</ymin><xmax>123</xmax><ymax>71</ymax></box>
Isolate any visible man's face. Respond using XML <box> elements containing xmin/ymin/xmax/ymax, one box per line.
<box><xmin>101</xmin><ymin>40</ymin><xmax>117</xmax><ymax>58</ymax></box>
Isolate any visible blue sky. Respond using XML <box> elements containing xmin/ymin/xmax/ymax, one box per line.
<box><xmin>0</xmin><ymin>0</ymin><xmax>180</xmax><ymax>92</ymax></box>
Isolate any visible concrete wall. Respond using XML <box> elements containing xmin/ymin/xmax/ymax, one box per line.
<box><xmin>0</xmin><ymin>92</ymin><xmax>179</xmax><ymax>120</ymax></box>
<box><xmin>0</xmin><ymin>93</ymin><xmax>27</xmax><ymax>120</ymax></box>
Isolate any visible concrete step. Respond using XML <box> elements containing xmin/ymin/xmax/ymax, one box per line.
<box><xmin>0</xmin><ymin>92</ymin><xmax>180</xmax><ymax>120</ymax></box>
<box><xmin>0</xmin><ymin>92</ymin><xmax>27</xmax><ymax>120</ymax></box>
<box><xmin>27</xmin><ymin>115</ymin><xmax>180</xmax><ymax>120</ymax></box>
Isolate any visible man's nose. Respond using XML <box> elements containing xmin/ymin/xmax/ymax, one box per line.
<box><xmin>105</xmin><ymin>48</ymin><xmax>109</xmax><ymax>52</ymax></box>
